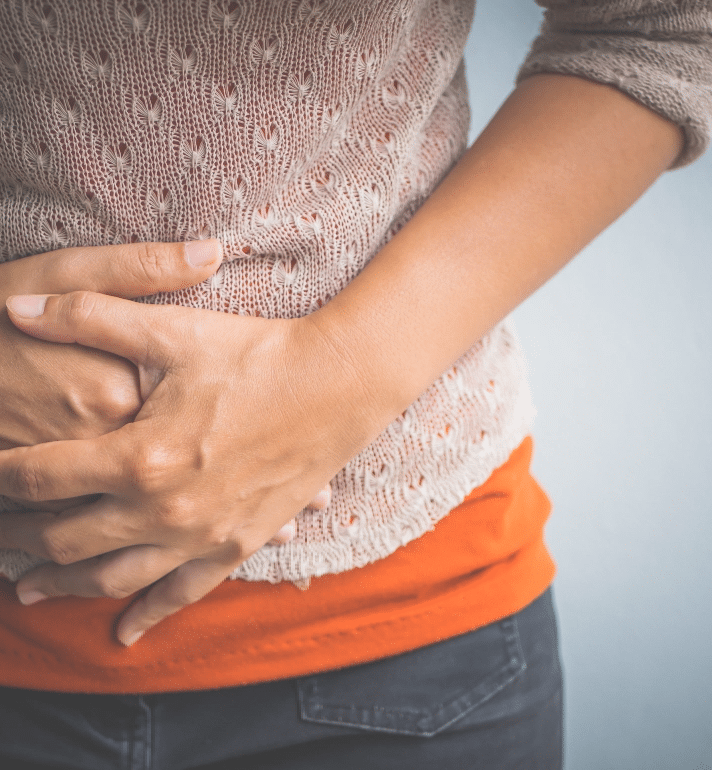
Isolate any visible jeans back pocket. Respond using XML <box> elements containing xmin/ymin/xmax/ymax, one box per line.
<box><xmin>297</xmin><ymin>615</ymin><xmax>526</xmax><ymax>738</ymax></box>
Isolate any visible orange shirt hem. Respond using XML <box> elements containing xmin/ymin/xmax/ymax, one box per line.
<box><xmin>0</xmin><ymin>437</ymin><xmax>555</xmax><ymax>693</ymax></box>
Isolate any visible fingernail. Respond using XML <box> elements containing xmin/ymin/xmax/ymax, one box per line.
<box><xmin>121</xmin><ymin>629</ymin><xmax>145</xmax><ymax>647</ymax></box>
<box><xmin>6</xmin><ymin>295</ymin><xmax>48</xmax><ymax>318</ymax></box>
<box><xmin>17</xmin><ymin>588</ymin><xmax>48</xmax><ymax>605</ymax></box>
<box><xmin>312</xmin><ymin>487</ymin><xmax>332</xmax><ymax>509</ymax></box>
<box><xmin>184</xmin><ymin>239</ymin><xmax>221</xmax><ymax>268</ymax></box>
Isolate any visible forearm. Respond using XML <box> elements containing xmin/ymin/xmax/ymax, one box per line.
<box><xmin>309</xmin><ymin>74</ymin><xmax>684</xmax><ymax>428</ymax></box>
<box><xmin>0</xmin><ymin>76</ymin><xmax>685</xmax><ymax>631</ymax></box>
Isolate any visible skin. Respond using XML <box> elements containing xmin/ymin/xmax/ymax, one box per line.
<box><xmin>0</xmin><ymin>74</ymin><xmax>683</xmax><ymax>647</ymax></box>
<box><xmin>0</xmin><ymin>243</ymin><xmax>210</xmax><ymax>512</ymax></box>
<box><xmin>0</xmin><ymin>242</ymin><xmax>326</xmax><ymax>523</ymax></box>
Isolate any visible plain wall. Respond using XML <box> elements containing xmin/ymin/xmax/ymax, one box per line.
<box><xmin>463</xmin><ymin>3</ymin><xmax>712</xmax><ymax>769</ymax></box>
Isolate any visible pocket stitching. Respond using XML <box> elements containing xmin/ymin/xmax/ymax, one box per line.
<box><xmin>298</xmin><ymin>617</ymin><xmax>527</xmax><ymax>737</ymax></box>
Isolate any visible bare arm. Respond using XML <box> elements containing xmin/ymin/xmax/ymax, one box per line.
<box><xmin>0</xmin><ymin>73</ymin><xmax>685</xmax><ymax>644</ymax></box>
<box><xmin>308</xmin><ymin>73</ymin><xmax>684</xmax><ymax>425</ymax></box>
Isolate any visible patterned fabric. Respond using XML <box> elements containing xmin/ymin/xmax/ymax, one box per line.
<box><xmin>0</xmin><ymin>0</ymin><xmax>710</xmax><ymax>583</ymax></box>
<box><xmin>519</xmin><ymin>0</ymin><xmax>712</xmax><ymax>168</ymax></box>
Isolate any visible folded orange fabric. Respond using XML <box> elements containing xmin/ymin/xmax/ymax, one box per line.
<box><xmin>0</xmin><ymin>437</ymin><xmax>554</xmax><ymax>693</ymax></box>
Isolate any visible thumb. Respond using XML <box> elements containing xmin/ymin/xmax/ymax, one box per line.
<box><xmin>5</xmin><ymin>291</ymin><xmax>180</xmax><ymax>372</ymax></box>
<box><xmin>14</xmin><ymin>240</ymin><xmax>222</xmax><ymax>299</ymax></box>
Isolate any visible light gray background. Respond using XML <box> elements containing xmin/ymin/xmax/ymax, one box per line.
<box><xmin>463</xmin><ymin>3</ymin><xmax>712</xmax><ymax>769</ymax></box>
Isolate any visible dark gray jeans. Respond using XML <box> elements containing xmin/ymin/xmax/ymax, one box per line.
<box><xmin>0</xmin><ymin>588</ymin><xmax>562</xmax><ymax>770</ymax></box>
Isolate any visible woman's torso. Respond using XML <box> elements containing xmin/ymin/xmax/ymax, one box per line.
<box><xmin>0</xmin><ymin>0</ymin><xmax>534</xmax><ymax>584</ymax></box>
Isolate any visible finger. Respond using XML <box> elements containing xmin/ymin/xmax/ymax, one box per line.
<box><xmin>15</xmin><ymin>545</ymin><xmax>179</xmax><ymax>604</ymax></box>
<box><xmin>0</xmin><ymin>429</ymin><xmax>133</xmax><ymax>503</ymax></box>
<box><xmin>13</xmin><ymin>240</ymin><xmax>223</xmax><ymax>299</ymax></box>
<box><xmin>116</xmin><ymin>559</ymin><xmax>230</xmax><ymax>646</ymax></box>
<box><xmin>267</xmin><ymin>483</ymin><xmax>332</xmax><ymax>545</ymax></box>
<box><xmin>268</xmin><ymin>519</ymin><xmax>296</xmax><ymax>545</ymax></box>
<box><xmin>0</xmin><ymin>495</ymin><xmax>151</xmax><ymax>564</ymax></box>
<box><xmin>6</xmin><ymin>290</ymin><xmax>181</xmax><ymax>370</ymax></box>
<box><xmin>306</xmin><ymin>482</ymin><xmax>332</xmax><ymax>511</ymax></box>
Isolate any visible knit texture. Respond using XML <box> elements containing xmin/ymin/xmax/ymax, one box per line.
<box><xmin>0</xmin><ymin>0</ymin><xmax>710</xmax><ymax>583</ymax></box>
<box><xmin>518</xmin><ymin>0</ymin><xmax>712</xmax><ymax>167</ymax></box>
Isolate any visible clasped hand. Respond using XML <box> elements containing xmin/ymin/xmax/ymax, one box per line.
<box><xmin>0</xmin><ymin>241</ymin><xmax>348</xmax><ymax>645</ymax></box>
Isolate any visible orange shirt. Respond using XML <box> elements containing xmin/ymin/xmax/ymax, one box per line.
<box><xmin>0</xmin><ymin>437</ymin><xmax>554</xmax><ymax>693</ymax></box>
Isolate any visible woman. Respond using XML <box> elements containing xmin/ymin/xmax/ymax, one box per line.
<box><xmin>0</xmin><ymin>1</ymin><xmax>709</xmax><ymax>768</ymax></box>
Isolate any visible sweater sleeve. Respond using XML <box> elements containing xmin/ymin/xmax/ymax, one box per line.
<box><xmin>517</xmin><ymin>1</ymin><xmax>712</xmax><ymax>168</ymax></box>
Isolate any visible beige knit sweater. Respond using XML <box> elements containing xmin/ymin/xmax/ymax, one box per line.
<box><xmin>0</xmin><ymin>0</ymin><xmax>710</xmax><ymax>583</ymax></box>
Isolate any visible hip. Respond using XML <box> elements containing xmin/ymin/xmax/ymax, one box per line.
<box><xmin>0</xmin><ymin>587</ymin><xmax>563</xmax><ymax>770</ymax></box>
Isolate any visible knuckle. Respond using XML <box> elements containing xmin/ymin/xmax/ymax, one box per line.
<box><xmin>130</xmin><ymin>242</ymin><xmax>174</xmax><ymax>288</ymax></box>
<box><xmin>68</xmin><ymin>360</ymin><xmax>141</xmax><ymax>432</ymax></box>
<box><xmin>29</xmin><ymin>568</ymin><xmax>68</xmax><ymax>599</ymax></box>
<box><xmin>40</xmin><ymin>528</ymin><xmax>79</xmax><ymax>566</ymax></box>
<box><xmin>39</xmin><ymin>246</ymin><xmax>80</xmax><ymax>291</ymax></box>
<box><xmin>127</xmin><ymin>444</ymin><xmax>177</xmax><ymax>495</ymax></box>
<box><xmin>63</xmin><ymin>290</ymin><xmax>98</xmax><ymax>328</ymax></box>
<box><xmin>98</xmin><ymin>379</ymin><xmax>141</xmax><ymax>426</ymax></box>
<box><xmin>168</xmin><ymin>583</ymin><xmax>205</xmax><ymax>608</ymax></box>
<box><xmin>94</xmin><ymin>571</ymin><xmax>135</xmax><ymax>600</ymax></box>
<box><xmin>11</xmin><ymin>457</ymin><xmax>48</xmax><ymax>502</ymax></box>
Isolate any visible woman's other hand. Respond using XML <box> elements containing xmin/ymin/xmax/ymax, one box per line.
<box><xmin>0</xmin><ymin>292</ymin><xmax>355</xmax><ymax>637</ymax></box>
<box><xmin>0</xmin><ymin>241</ymin><xmax>222</xmax><ymax>453</ymax></box>
<box><xmin>0</xmin><ymin>240</ymin><xmax>325</xmax><ymax>531</ymax></box>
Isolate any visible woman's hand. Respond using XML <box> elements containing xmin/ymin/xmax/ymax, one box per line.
<box><xmin>0</xmin><ymin>240</ymin><xmax>225</xmax><ymax>517</ymax></box>
<box><xmin>0</xmin><ymin>74</ymin><xmax>679</xmax><ymax>645</ymax></box>
<box><xmin>0</xmin><ymin>239</ymin><xmax>329</xmax><ymax>525</ymax></box>
<box><xmin>0</xmin><ymin>241</ymin><xmax>222</xmax><ymax>453</ymax></box>
<box><xmin>0</xmin><ymin>291</ymin><xmax>370</xmax><ymax>644</ymax></box>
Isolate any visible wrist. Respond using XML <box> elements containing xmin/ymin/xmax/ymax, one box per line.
<box><xmin>293</xmin><ymin>312</ymin><xmax>396</xmax><ymax>457</ymax></box>
<box><xmin>298</xmin><ymin>305</ymin><xmax>407</xmax><ymax>448</ymax></box>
